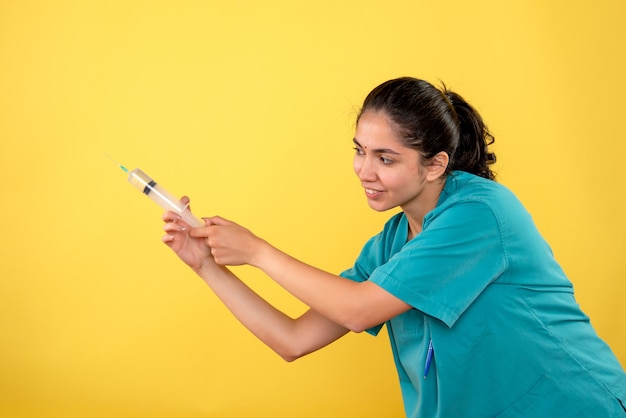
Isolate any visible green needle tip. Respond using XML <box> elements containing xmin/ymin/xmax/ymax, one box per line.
<box><xmin>105</xmin><ymin>153</ymin><xmax>129</xmax><ymax>173</ymax></box>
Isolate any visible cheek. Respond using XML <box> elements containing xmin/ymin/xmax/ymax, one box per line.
<box><xmin>384</xmin><ymin>170</ymin><xmax>418</xmax><ymax>191</ymax></box>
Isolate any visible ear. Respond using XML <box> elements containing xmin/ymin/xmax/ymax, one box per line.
<box><xmin>426</xmin><ymin>151</ymin><xmax>449</xmax><ymax>181</ymax></box>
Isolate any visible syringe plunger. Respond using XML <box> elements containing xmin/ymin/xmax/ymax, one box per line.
<box><xmin>127</xmin><ymin>168</ymin><xmax>204</xmax><ymax>228</ymax></box>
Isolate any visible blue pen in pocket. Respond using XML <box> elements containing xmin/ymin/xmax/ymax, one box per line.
<box><xmin>423</xmin><ymin>339</ymin><xmax>434</xmax><ymax>379</ymax></box>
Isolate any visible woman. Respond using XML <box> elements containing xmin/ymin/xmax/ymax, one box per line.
<box><xmin>162</xmin><ymin>77</ymin><xmax>626</xmax><ymax>417</ymax></box>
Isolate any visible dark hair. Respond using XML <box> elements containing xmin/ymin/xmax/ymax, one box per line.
<box><xmin>357</xmin><ymin>77</ymin><xmax>496</xmax><ymax>180</ymax></box>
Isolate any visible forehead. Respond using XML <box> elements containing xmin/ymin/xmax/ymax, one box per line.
<box><xmin>355</xmin><ymin>110</ymin><xmax>403</xmax><ymax>149</ymax></box>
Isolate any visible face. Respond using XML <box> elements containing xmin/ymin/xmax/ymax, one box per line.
<box><xmin>353</xmin><ymin>110</ymin><xmax>428</xmax><ymax>213</ymax></box>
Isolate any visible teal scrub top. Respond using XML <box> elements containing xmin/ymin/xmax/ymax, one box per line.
<box><xmin>341</xmin><ymin>171</ymin><xmax>626</xmax><ymax>417</ymax></box>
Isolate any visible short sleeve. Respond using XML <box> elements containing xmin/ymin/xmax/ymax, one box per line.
<box><xmin>340</xmin><ymin>218</ymin><xmax>405</xmax><ymax>336</ymax></box>
<box><xmin>340</xmin><ymin>213</ymin><xmax>405</xmax><ymax>284</ymax></box>
<box><xmin>369</xmin><ymin>200</ymin><xmax>507</xmax><ymax>327</ymax></box>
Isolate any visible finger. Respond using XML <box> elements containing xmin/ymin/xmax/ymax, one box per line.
<box><xmin>210</xmin><ymin>248</ymin><xmax>226</xmax><ymax>266</ymax></box>
<box><xmin>180</xmin><ymin>196</ymin><xmax>191</xmax><ymax>212</ymax></box>
<box><xmin>163</xmin><ymin>222</ymin><xmax>186</xmax><ymax>233</ymax></box>
<box><xmin>162</xmin><ymin>211</ymin><xmax>182</xmax><ymax>223</ymax></box>
<box><xmin>162</xmin><ymin>234</ymin><xmax>175</xmax><ymax>244</ymax></box>
<box><xmin>202</xmin><ymin>217</ymin><xmax>216</xmax><ymax>226</ymax></box>
<box><xmin>205</xmin><ymin>215</ymin><xmax>231</xmax><ymax>226</ymax></box>
<box><xmin>189</xmin><ymin>225</ymin><xmax>210</xmax><ymax>238</ymax></box>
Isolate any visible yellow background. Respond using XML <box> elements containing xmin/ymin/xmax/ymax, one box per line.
<box><xmin>1</xmin><ymin>1</ymin><xmax>624</xmax><ymax>417</ymax></box>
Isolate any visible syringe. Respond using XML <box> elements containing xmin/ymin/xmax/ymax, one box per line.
<box><xmin>109</xmin><ymin>156</ymin><xmax>204</xmax><ymax>228</ymax></box>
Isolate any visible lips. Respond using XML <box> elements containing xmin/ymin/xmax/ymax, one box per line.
<box><xmin>365</xmin><ymin>188</ymin><xmax>383</xmax><ymax>197</ymax></box>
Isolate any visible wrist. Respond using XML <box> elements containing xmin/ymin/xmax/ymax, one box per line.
<box><xmin>193</xmin><ymin>258</ymin><xmax>220</xmax><ymax>279</ymax></box>
<box><xmin>248</xmin><ymin>238</ymin><xmax>275</xmax><ymax>270</ymax></box>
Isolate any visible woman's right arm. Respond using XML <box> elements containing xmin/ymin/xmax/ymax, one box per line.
<box><xmin>198</xmin><ymin>264</ymin><xmax>349</xmax><ymax>361</ymax></box>
<box><xmin>162</xmin><ymin>206</ymin><xmax>349</xmax><ymax>362</ymax></box>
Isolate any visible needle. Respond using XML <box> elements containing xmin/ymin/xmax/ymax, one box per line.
<box><xmin>105</xmin><ymin>153</ymin><xmax>129</xmax><ymax>173</ymax></box>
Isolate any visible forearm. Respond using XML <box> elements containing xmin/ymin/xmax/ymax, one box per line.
<box><xmin>194</xmin><ymin>263</ymin><xmax>348</xmax><ymax>361</ymax></box>
<box><xmin>250</xmin><ymin>243</ymin><xmax>384</xmax><ymax>333</ymax></box>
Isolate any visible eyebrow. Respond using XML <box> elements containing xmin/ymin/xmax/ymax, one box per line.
<box><xmin>353</xmin><ymin>138</ymin><xmax>402</xmax><ymax>155</ymax></box>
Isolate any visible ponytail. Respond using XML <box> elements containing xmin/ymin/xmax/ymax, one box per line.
<box><xmin>445</xmin><ymin>89</ymin><xmax>497</xmax><ymax>180</ymax></box>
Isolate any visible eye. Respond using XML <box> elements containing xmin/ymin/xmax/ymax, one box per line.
<box><xmin>380</xmin><ymin>156</ymin><xmax>394</xmax><ymax>165</ymax></box>
<box><xmin>353</xmin><ymin>146</ymin><xmax>364</xmax><ymax>155</ymax></box>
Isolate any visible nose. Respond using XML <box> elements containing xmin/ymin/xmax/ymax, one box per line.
<box><xmin>354</xmin><ymin>154</ymin><xmax>377</xmax><ymax>182</ymax></box>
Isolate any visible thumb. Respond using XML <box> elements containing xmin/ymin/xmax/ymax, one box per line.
<box><xmin>202</xmin><ymin>215</ymin><xmax>231</xmax><ymax>226</ymax></box>
<box><xmin>180</xmin><ymin>196</ymin><xmax>192</xmax><ymax>211</ymax></box>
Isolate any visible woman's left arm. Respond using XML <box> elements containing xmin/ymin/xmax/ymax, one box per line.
<box><xmin>190</xmin><ymin>216</ymin><xmax>411</xmax><ymax>332</ymax></box>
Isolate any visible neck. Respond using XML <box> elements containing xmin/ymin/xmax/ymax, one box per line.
<box><xmin>404</xmin><ymin>178</ymin><xmax>446</xmax><ymax>240</ymax></box>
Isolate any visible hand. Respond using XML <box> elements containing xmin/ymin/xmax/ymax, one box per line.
<box><xmin>190</xmin><ymin>216</ymin><xmax>266</xmax><ymax>267</ymax></box>
<box><xmin>162</xmin><ymin>196</ymin><xmax>214</xmax><ymax>272</ymax></box>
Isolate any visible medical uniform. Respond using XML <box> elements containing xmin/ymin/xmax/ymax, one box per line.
<box><xmin>341</xmin><ymin>171</ymin><xmax>626</xmax><ymax>417</ymax></box>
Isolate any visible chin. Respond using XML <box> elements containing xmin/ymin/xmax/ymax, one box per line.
<box><xmin>367</xmin><ymin>201</ymin><xmax>395</xmax><ymax>213</ymax></box>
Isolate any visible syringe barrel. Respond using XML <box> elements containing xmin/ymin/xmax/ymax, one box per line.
<box><xmin>127</xmin><ymin>168</ymin><xmax>204</xmax><ymax>228</ymax></box>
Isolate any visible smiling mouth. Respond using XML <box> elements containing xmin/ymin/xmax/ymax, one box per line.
<box><xmin>365</xmin><ymin>188</ymin><xmax>383</xmax><ymax>197</ymax></box>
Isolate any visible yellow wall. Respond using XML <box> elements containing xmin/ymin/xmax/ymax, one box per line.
<box><xmin>1</xmin><ymin>1</ymin><xmax>624</xmax><ymax>417</ymax></box>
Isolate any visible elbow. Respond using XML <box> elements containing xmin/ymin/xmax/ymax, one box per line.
<box><xmin>344</xmin><ymin>320</ymin><xmax>368</xmax><ymax>334</ymax></box>
<box><xmin>276</xmin><ymin>345</ymin><xmax>307</xmax><ymax>363</ymax></box>
<box><xmin>280</xmin><ymin>353</ymin><xmax>300</xmax><ymax>363</ymax></box>
<box><xmin>270</xmin><ymin>336</ymin><xmax>311</xmax><ymax>362</ymax></box>
<box><xmin>338</xmin><ymin>305</ymin><xmax>374</xmax><ymax>334</ymax></box>
<box><xmin>335</xmin><ymin>282</ymin><xmax>394</xmax><ymax>333</ymax></box>
<box><xmin>339</xmin><ymin>299</ymin><xmax>389</xmax><ymax>333</ymax></box>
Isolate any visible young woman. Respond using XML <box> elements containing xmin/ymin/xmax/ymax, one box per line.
<box><xmin>162</xmin><ymin>77</ymin><xmax>626</xmax><ymax>417</ymax></box>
